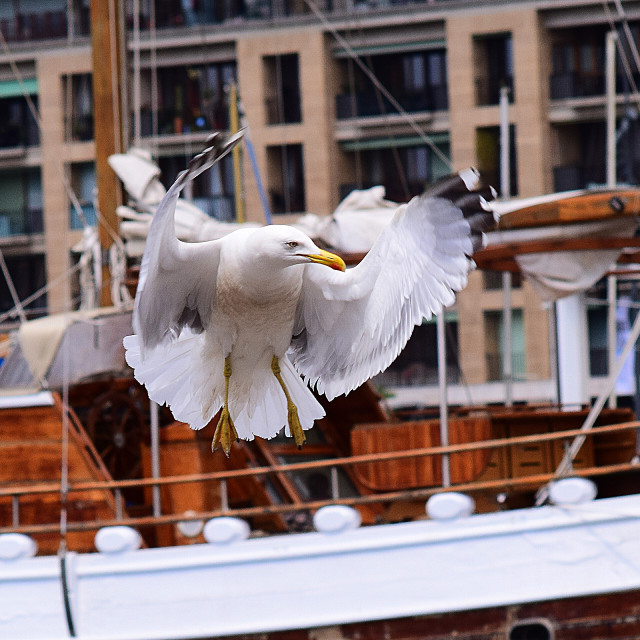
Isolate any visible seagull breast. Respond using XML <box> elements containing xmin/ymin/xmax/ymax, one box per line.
<box><xmin>211</xmin><ymin>229</ymin><xmax>304</xmax><ymax>359</ymax></box>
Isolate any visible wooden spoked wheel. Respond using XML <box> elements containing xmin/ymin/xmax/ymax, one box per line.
<box><xmin>86</xmin><ymin>387</ymin><xmax>147</xmax><ymax>483</ymax></box>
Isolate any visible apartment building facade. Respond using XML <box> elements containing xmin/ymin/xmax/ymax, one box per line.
<box><xmin>0</xmin><ymin>0</ymin><xmax>638</xmax><ymax>399</ymax></box>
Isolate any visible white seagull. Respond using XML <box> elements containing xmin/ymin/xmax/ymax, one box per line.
<box><xmin>124</xmin><ymin>131</ymin><xmax>495</xmax><ymax>455</ymax></box>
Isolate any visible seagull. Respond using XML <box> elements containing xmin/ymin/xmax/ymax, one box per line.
<box><xmin>124</xmin><ymin>131</ymin><xmax>495</xmax><ymax>455</ymax></box>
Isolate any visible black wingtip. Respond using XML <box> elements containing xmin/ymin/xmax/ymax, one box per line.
<box><xmin>175</xmin><ymin>130</ymin><xmax>245</xmax><ymax>191</ymax></box>
<box><xmin>426</xmin><ymin>167</ymin><xmax>480</xmax><ymax>200</ymax></box>
<box><xmin>425</xmin><ymin>167</ymin><xmax>497</xmax><ymax>253</ymax></box>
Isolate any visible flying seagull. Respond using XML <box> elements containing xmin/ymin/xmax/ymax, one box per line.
<box><xmin>124</xmin><ymin>131</ymin><xmax>495</xmax><ymax>455</ymax></box>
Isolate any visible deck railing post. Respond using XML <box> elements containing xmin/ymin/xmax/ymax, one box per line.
<box><xmin>12</xmin><ymin>494</ymin><xmax>19</xmax><ymax>528</ymax></box>
<box><xmin>220</xmin><ymin>479</ymin><xmax>229</xmax><ymax>512</ymax></box>
<box><xmin>115</xmin><ymin>488</ymin><xmax>123</xmax><ymax>521</ymax></box>
<box><xmin>330</xmin><ymin>466</ymin><xmax>339</xmax><ymax>500</ymax></box>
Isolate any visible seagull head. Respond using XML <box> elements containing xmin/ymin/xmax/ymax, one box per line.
<box><xmin>254</xmin><ymin>225</ymin><xmax>346</xmax><ymax>272</ymax></box>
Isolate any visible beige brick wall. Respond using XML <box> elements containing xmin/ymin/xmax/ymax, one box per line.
<box><xmin>37</xmin><ymin>49</ymin><xmax>94</xmax><ymax>313</ymax></box>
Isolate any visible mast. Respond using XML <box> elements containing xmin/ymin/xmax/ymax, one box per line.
<box><xmin>90</xmin><ymin>0</ymin><xmax>126</xmax><ymax>306</ymax></box>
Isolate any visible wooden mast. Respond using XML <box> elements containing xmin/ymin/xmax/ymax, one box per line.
<box><xmin>89</xmin><ymin>0</ymin><xmax>126</xmax><ymax>306</ymax></box>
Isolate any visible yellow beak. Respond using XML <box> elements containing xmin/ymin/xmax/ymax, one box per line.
<box><xmin>304</xmin><ymin>249</ymin><xmax>346</xmax><ymax>272</ymax></box>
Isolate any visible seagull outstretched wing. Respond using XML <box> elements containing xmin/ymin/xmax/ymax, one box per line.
<box><xmin>133</xmin><ymin>131</ymin><xmax>243</xmax><ymax>350</ymax></box>
<box><xmin>290</xmin><ymin>169</ymin><xmax>495</xmax><ymax>399</ymax></box>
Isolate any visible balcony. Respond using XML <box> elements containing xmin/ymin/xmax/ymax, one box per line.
<box><xmin>148</xmin><ymin>0</ymin><xmax>333</xmax><ymax>28</ymax></box>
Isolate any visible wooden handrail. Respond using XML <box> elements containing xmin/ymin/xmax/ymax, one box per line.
<box><xmin>2</xmin><ymin>420</ymin><xmax>638</xmax><ymax>498</ymax></box>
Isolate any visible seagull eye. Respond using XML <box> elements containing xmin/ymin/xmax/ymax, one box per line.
<box><xmin>286</xmin><ymin>241</ymin><xmax>299</xmax><ymax>248</ymax></box>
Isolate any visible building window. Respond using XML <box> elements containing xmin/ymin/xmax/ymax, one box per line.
<box><xmin>0</xmin><ymin>254</ymin><xmax>47</xmax><ymax>319</ymax></box>
<box><xmin>263</xmin><ymin>54</ymin><xmax>302</xmax><ymax>125</ymax></box>
<box><xmin>144</xmin><ymin>62</ymin><xmax>236</xmax><ymax>137</ymax></box>
<box><xmin>373</xmin><ymin>318</ymin><xmax>461</xmax><ymax>387</ymax></box>
<box><xmin>267</xmin><ymin>144</ymin><xmax>305</xmax><ymax>214</ymax></box>
<box><xmin>63</xmin><ymin>74</ymin><xmax>93</xmax><ymax>142</ymax></box>
<box><xmin>0</xmin><ymin>91</ymin><xmax>39</xmax><ymax>148</ymax></box>
<box><xmin>474</xmin><ymin>33</ymin><xmax>513</xmax><ymax>106</ymax></box>
<box><xmin>550</xmin><ymin>29</ymin><xmax>606</xmax><ymax>99</ymax></box>
<box><xmin>0</xmin><ymin>169</ymin><xmax>43</xmax><ymax>236</ymax></box>
<box><xmin>69</xmin><ymin>163</ymin><xmax>97</xmax><ymax>229</ymax></box>
<box><xmin>483</xmin><ymin>270</ymin><xmax>522</xmax><ymax>290</ymax></box>
<box><xmin>158</xmin><ymin>153</ymin><xmax>237</xmax><ymax>222</ymax></box>
<box><xmin>476</xmin><ymin>125</ymin><xmax>518</xmax><ymax>198</ymax></box>
<box><xmin>484</xmin><ymin>308</ymin><xmax>525</xmax><ymax>382</ymax></box>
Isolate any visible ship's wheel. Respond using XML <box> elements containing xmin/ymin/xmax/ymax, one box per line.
<box><xmin>86</xmin><ymin>387</ymin><xmax>147</xmax><ymax>482</ymax></box>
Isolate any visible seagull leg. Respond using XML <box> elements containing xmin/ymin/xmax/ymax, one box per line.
<box><xmin>212</xmin><ymin>356</ymin><xmax>238</xmax><ymax>456</ymax></box>
<box><xmin>271</xmin><ymin>356</ymin><xmax>306</xmax><ymax>449</ymax></box>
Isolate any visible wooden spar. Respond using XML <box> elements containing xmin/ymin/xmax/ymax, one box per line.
<box><xmin>474</xmin><ymin>235</ymin><xmax>640</xmax><ymax>272</ymax></box>
<box><xmin>495</xmin><ymin>188</ymin><xmax>640</xmax><ymax>230</ymax></box>
<box><xmin>90</xmin><ymin>0</ymin><xmax>125</xmax><ymax>306</ymax></box>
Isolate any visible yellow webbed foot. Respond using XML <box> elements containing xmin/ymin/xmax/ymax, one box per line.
<box><xmin>212</xmin><ymin>407</ymin><xmax>238</xmax><ymax>457</ymax></box>
<box><xmin>287</xmin><ymin>403</ymin><xmax>306</xmax><ymax>449</ymax></box>
<box><xmin>212</xmin><ymin>355</ymin><xmax>237</xmax><ymax>456</ymax></box>
<box><xmin>271</xmin><ymin>355</ymin><xmax>306</xmax><ymax>449</ymax></box>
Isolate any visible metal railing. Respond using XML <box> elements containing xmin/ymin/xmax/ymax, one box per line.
<box><xmin>2</xmin><ymin>420</ymin><xmax>639</xmax><ymax>542</ymax></box>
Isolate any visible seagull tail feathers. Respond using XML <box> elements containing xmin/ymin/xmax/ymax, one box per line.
<box><xmin>124</xmin><ymin>332</ymin><xmax>224</xmax><ymax>431</ymax></box>
<box><xmin>124</xmin><ymin>334</ymin><xmax>324</xmax><ymax>442</ymax></box>
<box><xmin>229</xmin><ymin>355</ymin><xmax>325</xmax><ymax>440</ymax></box>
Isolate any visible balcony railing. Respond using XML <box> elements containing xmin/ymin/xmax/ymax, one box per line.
<box><xmin>139</xmin><ymin>108</ymin><xmax>229</xmax><ymax>138</ymax></box>
<box><xmin>2</xmin><ymin>408</ymin><xmax>639</xmax><ymax>550</ymax></box>
<box><xmin>0</xmin><ymin>11</ymin><xmax>68</xmax><ymax>42</ymax></box>
<box><xmin>148</xmin><ymin>0</ymin><xmax>333</xmax><ymax>28</ymax></box>
<box><xmin>550</xmin><ymin>72</ymin><xmax>605</xmax><ymax>100</ymax></box>
<box><xmin>549</xmin><ymin>72</ymin><xmax>640</xmax><ymax>100</ymax></box>
<box><xmin>336</xmin><ymin>87</ymin><xmax>447</xmax><ymax>119</ymax></box>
